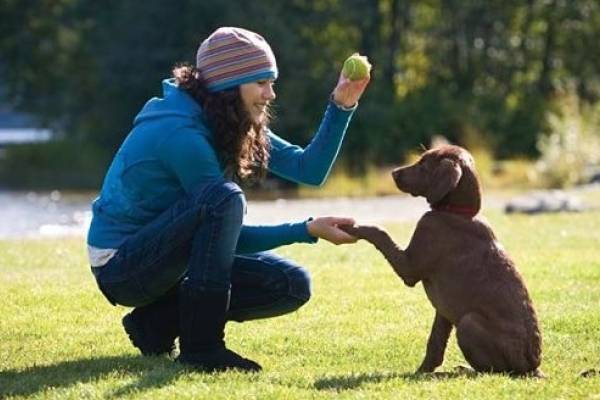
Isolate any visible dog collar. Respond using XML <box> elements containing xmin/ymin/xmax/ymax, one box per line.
<box><xmin>431</xmin><ymin>204</ymin><xmax>478</xmax><ymax>218</ymax></box>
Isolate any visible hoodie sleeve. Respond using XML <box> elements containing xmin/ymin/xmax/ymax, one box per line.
<box><xmin>267</xmin><ymin>100</ymin><xmax>356</xmax><ymax>186</ymax></box>
<box><xmin>236</xmin><ymin>221</ymin><xmax>318</xmax><ymax>254</ymax></box>
<box><xmin>158</xmin><ymin>127</ymin><xmax>224</xmax><ymax>193</ymax></box>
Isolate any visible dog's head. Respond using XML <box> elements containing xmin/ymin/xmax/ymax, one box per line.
<box><xmin>392</xmin><ymin>145</ymin><xmax>481</xmax><ymax>213</ymax></box>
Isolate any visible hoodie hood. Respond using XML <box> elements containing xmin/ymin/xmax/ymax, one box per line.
<box><xmin>133</xmin><ymin>79</ymin><xmax>203</xmax><ymax>126</ymax></box>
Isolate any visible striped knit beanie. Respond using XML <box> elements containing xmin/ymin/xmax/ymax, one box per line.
<box><xmin>196</xmin><ymin>27</ymin><xmax>278</xmax><ymax>92</ymax></box>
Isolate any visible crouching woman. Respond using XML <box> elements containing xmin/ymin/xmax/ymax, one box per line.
<box><xmin>87</xmin><ymin>27</ymin><xmax>369</xmax><ymax>372</ymax></box>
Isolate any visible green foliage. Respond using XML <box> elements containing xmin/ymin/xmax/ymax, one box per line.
<box><xmin>1</xmin><ymin>0</ymin><xmax>600</xmax><ymax>186</ymax></box>
<box><xmin>0</xmin><ymin>140</ymin><xmax>109</xmax><ymax>189</ymax></box>
<box><xmin>535</xmin><ymin>86</ymin><xmax>600</xmax><ymax>188</ymax></box>
<box><xmin>1</xmin><ymin>211</ymin><xmax>600</xmax><ymax>398</ymax></box>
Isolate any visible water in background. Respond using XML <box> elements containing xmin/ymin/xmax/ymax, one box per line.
<box><xmin>0</xmin><ymin>190</ymin><xmax>93</xmax><ymax>239</ymax></box>
<box><xmin>0</xmin><ymin>186</ymin><xmax>594</xmax><ymax>239</ymax></box>
<box><xmin>0</xmin><ymin>190</ymin><xmax>430</xmax><ymax>239</ymax></box>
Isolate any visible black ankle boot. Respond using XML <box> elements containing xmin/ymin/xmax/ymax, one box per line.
<box><xmin>122</xmin><ymin>288</ymin><xmax>179</xmax><ymax>356</ymax></box>
<box><xmin>177</xmin><ymin>282</ymin><xmax>261</xmax><ymax>372</ymax></box>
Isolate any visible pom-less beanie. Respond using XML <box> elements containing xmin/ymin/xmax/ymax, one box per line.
<box><xmin>196</xmin><ymin>27</ymin><xmax>278</xmax><ymax>92</ymax></box>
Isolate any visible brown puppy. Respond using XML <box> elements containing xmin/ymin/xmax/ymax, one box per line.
<box><xmin>341</xmin><ymin>145</ymin><xmax>542</xmax><ymax>376</ymax></box>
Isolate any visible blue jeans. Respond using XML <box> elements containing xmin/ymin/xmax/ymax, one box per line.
<box><xmin>91</xmin><ymin>180</ymin><xmax>311</xmax><ymax>322</ymax></box>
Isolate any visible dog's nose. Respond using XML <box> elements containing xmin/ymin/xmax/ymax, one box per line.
<box><xmin>391</xmin><ymin>170</ymin><xmax>404</xmax><ymax>189</ymax></box>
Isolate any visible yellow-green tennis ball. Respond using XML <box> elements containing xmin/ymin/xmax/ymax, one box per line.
<box><xmin>342</xmin><ymin>53</ymin><xmax>371</xmax><ymax>80</ymax></box>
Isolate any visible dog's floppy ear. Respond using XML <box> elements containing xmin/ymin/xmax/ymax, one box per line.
<box><xmin>425</xmin><ymin>158</ymin><xmax>462</xmax><ymax>204</ymax></box>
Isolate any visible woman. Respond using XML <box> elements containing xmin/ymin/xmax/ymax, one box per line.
<box><xmin>87</xmin><ymin>27</ymin><xmax>370</xmax><ymax>372</ymax></box>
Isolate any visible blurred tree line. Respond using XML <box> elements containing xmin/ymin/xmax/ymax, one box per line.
<box><xmin>1</xmin><ymin>0</ymin><xmax>599</xmax><ymax>188</ymax></box>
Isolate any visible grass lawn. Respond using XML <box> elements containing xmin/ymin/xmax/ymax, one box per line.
<box><xmin>1</xmin><ymin>210</ymin><xmax>599</xmax><ymax>399</ymax></box>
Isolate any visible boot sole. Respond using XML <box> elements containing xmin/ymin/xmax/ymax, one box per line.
<box><xmin>177</xmin><ymin>352</ymin><xmax>262</xmax><ymax>373</ymax></box>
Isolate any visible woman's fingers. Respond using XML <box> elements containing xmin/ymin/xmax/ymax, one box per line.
<box><xmin>327</xmin><ymin>216</ymin><xmax>356</xmax><ymax>227</ymax></box>
<box><xmin>331</xmin><ymin>228</ymin><xmax>359</xmax><ymax>244</ymax></box>
<box><xmin>332</xmin><ymin>73</ymin><xmax>371</xmax><ymax>108</ymax></box>
<box><xmin>307</xmin><ymin>217</ymin><xmax>358</xmax><ymax>244</ymax></box>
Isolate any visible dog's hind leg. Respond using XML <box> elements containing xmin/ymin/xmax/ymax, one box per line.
<box><xmin>456</xmin><ymin>312</ymin><xmax>510</xmax><ymax>373</ymax></box>
<box><xmin>416</xmin><ymin>312</ymin><xmax>453</xmax><ymax>373</ymax></box>
<box><xmin>457</xmin><ymin>313</ymin><xmax>539</xmax><ymax>375</ymax></box>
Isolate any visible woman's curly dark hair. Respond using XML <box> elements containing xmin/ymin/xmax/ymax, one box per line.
<box><xmin>172</xmin><ymin>63</ymin><xmax>271</xmax><ymax>183</ymax></box>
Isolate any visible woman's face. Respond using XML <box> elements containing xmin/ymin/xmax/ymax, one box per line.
<box><xmin>239</xmin><ymin>79</ymin><xmax>276</xmax><ymax>125</ymax></box>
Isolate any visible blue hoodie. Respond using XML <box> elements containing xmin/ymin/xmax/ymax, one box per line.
<box><xmin>87</xmin><ymin>79</ymin><xmax>355</xmax><ymax>253</ymax></box>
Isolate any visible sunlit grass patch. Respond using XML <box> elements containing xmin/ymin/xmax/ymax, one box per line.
<box><xmin>1</xmin><ymin>211</ymin><xmax>599</xmax><ymax>399</ymax></box>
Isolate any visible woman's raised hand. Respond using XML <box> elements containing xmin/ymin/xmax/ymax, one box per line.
<box><xmin>307</xmin><ymin>216</ymin><xmax>358</xmax><ymax>245</ymax></box>
<box><xmin>331</xmin><ymin>71</ymin><xmax>371</xmax><ymax>108</ymax></box>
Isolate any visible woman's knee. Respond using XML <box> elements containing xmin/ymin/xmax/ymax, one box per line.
<box><xmin>260</xmin><ymin>265</ymin><xmax>311</xmax><ymax>318</ymax></box>
<box><xmin>223</xmin><ymin>188</ymin><xmax>245</xmax><ymax>213</ymax></box>
<box><xmin>286</xmin><ymin>265</ymin><xmax>312</xmax><ymax>304</ymax></box>
<box><xmin>192</xmin><ymin>180</ymin><xmax>245</xmax><ymax>218</ymax></box>
<box><xmin>258</xmin><ymin>254</ymin><xmax>312</xmax><ymax>304</ymax></box>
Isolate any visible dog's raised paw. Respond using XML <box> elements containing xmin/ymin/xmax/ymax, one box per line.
<box><xmin>338</xmin><ymin>224</ymin><xmax>358</xmax><ymax>236</ymax></box>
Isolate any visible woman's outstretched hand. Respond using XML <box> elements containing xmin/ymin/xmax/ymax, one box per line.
<box><xmin>307</xmin><ymin>217</ymin><xmax>358</xmax><ymax>245</ymax></box>
<box><xmin>332</xmin><ymin>72</ymin><xmax>371</xmax><ymax>108</ymax></box>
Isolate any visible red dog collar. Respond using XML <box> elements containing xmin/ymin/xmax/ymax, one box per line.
<box><xmin>431</xmin><ymin>204</ymin><xmax>478</xmax><ymax>218</ymax></box>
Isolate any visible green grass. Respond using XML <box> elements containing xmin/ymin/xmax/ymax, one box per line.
<box><xmin>1</xmin><ymin>211</ymin><xmax>600</xmax><ymax>399</ymax></box>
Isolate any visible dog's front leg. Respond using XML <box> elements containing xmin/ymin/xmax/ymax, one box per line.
<box><xmin>340</xmin><ymin>225</ymin><xmax>420</xmax><ymax>286</ymax></box>
<box><xmin>416</xmin><ymin>312</ymin><xmax>453</xmax><ymax>373</ymax></box>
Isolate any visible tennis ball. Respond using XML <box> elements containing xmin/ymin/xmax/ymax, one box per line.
<box><xmin>342</xmin><ymin>53</ymin><xmax>371</xmax><ymax>80</ymax></box>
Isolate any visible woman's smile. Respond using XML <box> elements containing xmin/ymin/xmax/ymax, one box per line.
<box><xmin>240</xmin><ymin>80</ymin><xmax>276</xmax><ymax>124</ymax></box>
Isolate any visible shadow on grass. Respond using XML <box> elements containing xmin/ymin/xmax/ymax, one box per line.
<box><xmin>0</xmin><ymin>354</ymin><xmax>183</xmax><ymax>398</ymax></box>
<box><xmin>314</xmin><ymin>369</ymin><xmax>477</xmax><ymax>391</ymax></box>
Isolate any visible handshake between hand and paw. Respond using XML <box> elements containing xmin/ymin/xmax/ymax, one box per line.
<box><xmin>339</xmin><ymin>224</ymin><xmax>389</xmax><ymax>243</ymax></box>
<box><xmin>305</xmin><ymin>218</ymin><xmax>390</xmax><ymax>246</ymax></box>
